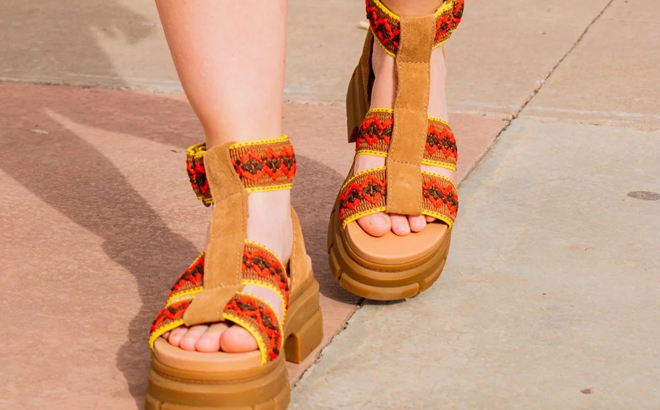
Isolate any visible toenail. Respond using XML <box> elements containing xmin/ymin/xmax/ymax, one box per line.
<box><xmin>370</xmin><ymin>217</ymin><xmax>387</xmax><ymax>229</ymax></box>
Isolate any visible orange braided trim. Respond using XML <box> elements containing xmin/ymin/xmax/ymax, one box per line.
<box><xmin>223</xmin><ymin>292</ymin><xmax>283</xmax><ymax>365</ymax></box>
<box><xmin>355</xmin><ymin>109</ymin><xmax>457</xmax><ymax>171</ymax></box>
<box><xmin>366</xmin><ymin>0</ymin><xmax>465</xmax><ymax>57</ymax></box>
<box><xmin>338</xmin><ymin>168</ymin><xmax>458</xmax><ymax>229</ymax></box>
<box><xmin>229</xmin><ymin>136</ymin><xmax>296</xmax><ymax>193</ymax></box>
<box><xmin>186</xmin><ymin>143</ymin><xmax>213</xmax><ymax>206</ymax></box>
<box><xmin>148</xmin><ymin>241</ymin><xmax>290</xmax><ymax>365</ymax></box>
<box><xmin>242</xmin><ymin>240</ymin><xmax>290</xmax><ymax>310</ymax></box>
<box><xmin>185</xmin><ymin>136</ymin><xmax>296</xmax><ymax>206</ymax></box>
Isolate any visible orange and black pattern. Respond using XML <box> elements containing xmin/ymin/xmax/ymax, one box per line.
<box><xmin>243</xmin><ymin>242</ymin><xmax>290</xmax><ymax>308</ymax></box>
<box><xmin>229</xmin><ymin>139</ymin><xmax>296</xmax><ymax>192</ymax></box>
<box><xmin>169</xmin><ymin>253</ymin><xmax>205</xmax><ymax>299</ymax></box>
<box><xmin>422</xmin><ymin>173</ymin><xmax>458</xmax><ymax>221</ymax></box>
<box><xmin>186</xmin><ymin>144</ymin><xmax>213</xmax><ymax>207</ymax></box>
<box><xmin>366</xmin><ymin>0</ymin><xmax>464</xmax><ymax>56</ymax></box>
<box><xmin>186</xmin><ymin>137</ymin><xmax>296</xmax><ymax>206</ymax></box>
<box><xmin>224</xmin><ymin>293</ymin><xmax>283</xmax><ymax>362</ymax></box>
<box><xmin>339</xmin><ymin>168</ymin><xmax>387</xmax><ymax>223</ymax></box>
<box><xmin>150</xmin><ymin>299</ymin><xmax>192</xmax><ymax>339</ymax></box>
<box><xmin>149</xmin><ymin>242</ymin><xmax>287</xmax><ymax>364</ymax></box>
<box><xmin>338</xmin><ymin>168</ymin><xmax>458</xmax><ymax>228</ymax></box>
<box><xmin>355</xmin><ymin>111</ymin><xmax>458</xmax><ymax>169</ymax></box>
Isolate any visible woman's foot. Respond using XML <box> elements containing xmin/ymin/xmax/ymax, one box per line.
<box><xmin>163</xmin><ymin>189</ymin><xmax>293</xmax><ymax>352</ymax></box>
<box><xmin>356</xmin><ymin>42</ymin><xmax>456</xmax><ymax>237</ymax></box>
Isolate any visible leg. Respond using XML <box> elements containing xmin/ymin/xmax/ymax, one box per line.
<box><xmin>155</xmin><ymin>0</ymin><xmax>290</xmax><ymax>353</ymax></box>
<box><xmin>357</xmin><ymin>0</ymin><xmax>454</xmax><ymax>237</ymax></box>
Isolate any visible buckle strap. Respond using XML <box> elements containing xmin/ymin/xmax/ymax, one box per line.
<box><xmin>366</xmin><ymin>0</ymin><xmax>465</xmax><ymax>58</ymax></box>
<box><xmin>186</xmin><ymin>136</ymin><xmax>297</xmax><ymax>206</ymax></box>
<box><xmin>355</xmin><ymin>109</ymin><xmax>457</xmax><ymax>171</ymax></box>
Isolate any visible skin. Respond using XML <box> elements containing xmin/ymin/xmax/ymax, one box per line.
<box><xmin>156</xmin><ymin>0</ymin><xmax>453</xmax><ymax>353</ymax></box>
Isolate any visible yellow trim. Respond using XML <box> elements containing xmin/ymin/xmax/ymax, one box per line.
<box><xmin>421</xmin><ymin>210</ymin><xmax>455</xmax><ymax>229</ymax></box>
<box><xmin>149</xmin><ymin>319</ymin><xmax>184</xmax><ymax>350</ymax></box>
<box><xmin>355</xmin><ymin>150</ymin><xmax>388</xmax><ymax>159</ymax></box>
<box><xmin>241</xmin><ymin>279</ymin><xmax>288</xmax><ymax>323</ymax></box>
<box><xmin>244</xmin><ymin>239</ymin><xmax>287</xmax><ymax>270</ymax></box>
<box><xmin>354</xmin><ymin>153</ymin><xmax>456</xmax><ymax>172</ymax></box>
<box><xmin>245</xmin><ymin>183</ymin><xmax>293</xmax><ymax>194</ymax></box>
<box><xmin>341</xmin><ymin>206</ymin><xmax>387</xmax><ymax>230</ymax></box>
<box><xmin>371</xmin><ymin>0</ymin><xmax>400</xmax><ymax>21</ymax></box>
<box><xmin>186</xmin><ymin>142</ymin><xmax>206</xmax><ymax>158</ymax></box>
<box><xmin>340</xmin><ymin>166</ymin><xmax>387</xmax><ymax>191</ymax></box>
<box><xmin>368</xmin><ymin>107</ymin><xmax>393</xmax><ymax>114</ymax></box>
<box><xmin>428</xmin><ymin>115</ymin><xmax>452</xmax><ymax>129</ymax></box>
<box><xmin>421</xmin><ymin>170</ymin><xmax>457</xmax><ymax>189</ymax></box>
<box><xmin>370</xmin><ymin>29</ymin><xmax>397</xmax><ymax>58</ymax></box>
<box><xmin>421</xmin><ymin>159</ymin><xmax>457</xmax><ymax>172</ymax></box>
<box><xmin>229</xmin><ymin>135</ymin><xmax>289</xmax><ymax>149</ymax></box>
<box><xmin>363</xmin><ymin>107</ymin><xmax>452</xmax><ymax>129</ymax></box>
<box><xmin>166</xmin><ymin>288</ymin><xmax>203</xmax><ymax>305</ymax></box>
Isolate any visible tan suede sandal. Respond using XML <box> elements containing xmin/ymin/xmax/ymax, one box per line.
<box><xmin>146</xmin><ymin>136</ymin><xmax>323</xmax><ymax>410</ymax></box>
<box><xmin>328</xmin><ymin>0</ymin><xmax>464</xmax><ymax>301</ymax></box>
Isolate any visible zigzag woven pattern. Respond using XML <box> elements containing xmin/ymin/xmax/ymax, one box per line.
<box><xmin>149</xmin><ymin>241</ymin><xmax>289</xmax><ymax>365</ymax></box>
<box><xmin>185</xmin><ymin>136</ymin><xmax>297</xmax><ymax>206</ymax></box>
<box><xmin>366</xmin><ymin>0</ymin><xmax>465</xmax><ymax>56</ymax></box>
<box><xmin>338</xmin><ymin>167</ymin><xmax>458</xmax><ymax>228</ymax></box>
<box><xmin>355</xmin><ymin>109</ymin><xmax>458</xmax><ymax>170</ymax></box>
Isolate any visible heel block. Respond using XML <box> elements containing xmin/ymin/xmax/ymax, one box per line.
<box><xmin>284</xmin><ymin>308</ymin><xmax>323</xmax><ymax>364</ymax></box>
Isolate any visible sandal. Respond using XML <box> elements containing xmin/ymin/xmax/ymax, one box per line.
<box><xmin>146</xmin><ymin>136</ymin><xmax>323</xmax><ymax>410</ymax></box>
<box><xmin>328</xmin><ymin>0</ymin><xmax>464</xmax><ymax>300</ymax></box>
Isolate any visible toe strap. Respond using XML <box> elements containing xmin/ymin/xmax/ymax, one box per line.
<box><xmin>149</xmin><ymin>241</ymin><xmax>289</xmax><ymax>365</ymax></box>
<box><xmin>223</xmin><ymin>292</ymin><xmax>284</xmax><ymax>364</ymax></box>
<box><xmin>338</xmin><ymin>167</ymin><xmax>458</xmax><ymax>229</ymax></box>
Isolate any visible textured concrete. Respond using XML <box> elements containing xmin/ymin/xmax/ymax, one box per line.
<box><xmin>290</xmin><ymin>118</ymin><xmax>660</xmax><ymax>410</ymax></box>
<box><xmin>525</xmin><ymin>0</ymin><xmax>660</xmax><ymax>129</ymax></box>
<box><xmin>446</xmin><ymin>0</ymin><xmax>613</xmax><ymax>118</ymax></box>
<box><xmin>0</xmin><ymin>0</ymin><xmax>621</xmax><ymax>117</ymax></box>
<box><xmin>0</xmin><ymin>83</ymin><xmax>501</xmax><ymax>409</ymax></box>
<box><xmin>3</xmin><ymin>0</ymin><xmax>657</xmax><ymax>408</ymax></box>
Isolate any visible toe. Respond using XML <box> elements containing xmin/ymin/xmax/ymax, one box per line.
<box><xmin>357</xmin><ymin>212</ymin><xmax>391</xmax><ymax>237</ymax></box>
<box><xmin>195</xmin><ymin>323</ymin><xmax>229</xmax><ymax>352</ymax></box>
<box><xmin>408</xmin><ymin>215</ymin><xmax>426</xmax><ymax>232</ymax></box>
<box><xmin>220</xmin><ymin>325</ymin><xmax>259</xmax><ymax>353</ymax></box>
<box><xmin>179</xmin><ymin>325</ymin><xmax>209</xmax><ymax>351</ymax></box>
<box><xmin>167</xmin><ymin>327</ymin><xmax>187</xmax><ymax>347</ymax></box>
<box><xmin>390</xmin><ymin>214</ymin><xmax>411</xmax><ymax>236</ymax></box>
<box><xmin>425</xmin><ymin>216</ymin><xmax>436</xmax><ymax>223</ymax></box>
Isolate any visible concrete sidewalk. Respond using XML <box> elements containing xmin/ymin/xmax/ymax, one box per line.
<box><xmin>1</xmin><ymin>0</ymin><xmax>659</xmax><ymax>409</ymax></box>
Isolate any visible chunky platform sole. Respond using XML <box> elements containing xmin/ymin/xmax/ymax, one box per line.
<box><xmin>145</xmin><ymin>279</ymin><xmax>323</xmax><ymax>410</ymax></box>
<box><xmin>328</xmin><ymin>208</ymin><xmax>451</xmax><ymax>301</ymax></box>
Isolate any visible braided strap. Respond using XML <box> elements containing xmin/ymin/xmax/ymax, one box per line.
<box><xmin>355</xmin><ymin>109</ymin><xmax>457</xmax><ymax>171</ymax></box>
<box><xmin>224</xmin><ymin>293</ymin><xmax>283</xmax><ymax>364</ymax></box>
<box><xmin>338</xmin><ymin>167</ymin><xmax>458</xmax><ymax>229</ymax></box>
<box><xmin>366</xmin><ymin>0</ymin><xmax>464</xmax><ymax>57</ymax></box>
<box><xmin>186</xmin><ymin>136</ymin><xmax>297</xmax><ymax>206</ymax></box>
<box><xmin>149</xmin><ymin>241</ymin><xmax>289</xmax><ymax>365</ymax></box>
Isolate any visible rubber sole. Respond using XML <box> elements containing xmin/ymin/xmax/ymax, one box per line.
<box><xmin>145</xmin><ymin>279</ymin><xmax>323</xmax><ymax>410</ymax></box>
<box><xmin>328</xmin><ymin>207</ymin><xmax>451</xmax><ymax>301</ymax></box>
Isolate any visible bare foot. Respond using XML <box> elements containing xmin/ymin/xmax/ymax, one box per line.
<box><xmin>163</xmin><ymin>189</ymin><xmax>292</xmax><ymax>352</ymax></box>
<box><xmin>356</xmin><ymin>42</ymin><xmax>455</xmax><ymax>237</ymax></box>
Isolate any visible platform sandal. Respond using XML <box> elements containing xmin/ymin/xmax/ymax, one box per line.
<box><xmin>328</xmin><ymin>0</ymin><xmax>464</xmax><ymax>300</ymax></box>
<box><xmin>146</xmin><ymin>136</ymin><xmax>323</xmax><ymax>410</ymax></box>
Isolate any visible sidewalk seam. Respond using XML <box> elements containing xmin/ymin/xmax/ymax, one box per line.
<box><xmin>512</xmin><ymin>0</ymin><xmax>617</xmax><ymax>122</ymax></box>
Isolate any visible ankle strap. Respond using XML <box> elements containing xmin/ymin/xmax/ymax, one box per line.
<box><xmin>186</xmin><ymin>136</ymin><xmax>297</xmax><ymax>206</ymax></box>
<box><xmin>366</xmin><ymin>0</ymin><xmax>464</xmax><ymax>57</ymax></box>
